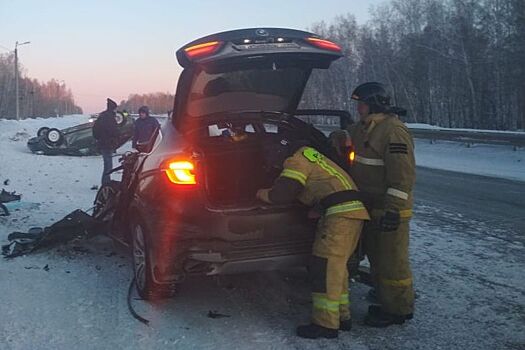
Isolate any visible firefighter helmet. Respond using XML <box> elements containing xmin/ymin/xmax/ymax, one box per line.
<box><xmin>351</xmin><ymin>82</ymin><xmax>391</xmax><ymax>109</ymax></box>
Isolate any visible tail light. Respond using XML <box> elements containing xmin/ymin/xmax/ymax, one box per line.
<box><xmin>164</xmin><ymin>160</ymin><xmax>197</xmax><ymax>185</ymax></box>
<box><xmin>184</xmin><ymin>41</ymin><xmax>223</xmax><ymax>59</ymax></box>
<box><xmin>306</xmin><ymin>37</ymin><xmax>342</xmax><ymax>52</ymax></box>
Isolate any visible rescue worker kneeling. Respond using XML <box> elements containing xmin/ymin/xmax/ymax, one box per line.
<box><xmin>256</xmin><ymin>139</ymin><xmax>369</xmax><ymax>339</ymax></box>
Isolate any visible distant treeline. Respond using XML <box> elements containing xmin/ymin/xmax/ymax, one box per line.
<box><xmin>118</xmin><ymin>92</ymin><xmax>174</xmax><ymax>114</ymax></box>
<box><xmin>0</xmin><ymin>53</ymin><xmax>82</xmax><ymax>119</ymax></box>
<box><xmin>300</xmin><ymin>0</ymin><xmax>525</xmax><ymax>130</ymax></box>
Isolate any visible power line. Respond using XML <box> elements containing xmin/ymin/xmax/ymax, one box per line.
<box><xmin>0</xmin><ymin>44</ymin><xmax>11</xmax><ymax>52</ymax></box>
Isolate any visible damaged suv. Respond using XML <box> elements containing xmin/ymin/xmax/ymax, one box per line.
<box><xmin>95</xmin><ymin>28</ymin><xmax>353</xmax><ymax>299</ymax></box>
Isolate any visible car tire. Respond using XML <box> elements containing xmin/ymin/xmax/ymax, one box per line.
<box><xmin>44</xmin><ymin>128</ymin><xmax>64</xmax><ymax>146</ymax></box>
<box><xmin>130</xmin><ymin>216</ymin><xmax>176</xmax><ymax>300</ymax></box>
<box><xmin>37</xmin><ymin>127</ymin><xmax>50</xmax><ymax>138</ymax></box>
<box><xmin>93</xmin><ymin>181</ymin><xmax>120</xmax><ymax>222</ymax></box>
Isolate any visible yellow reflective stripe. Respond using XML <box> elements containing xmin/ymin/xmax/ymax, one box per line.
<box><xmin>387</xmin><ymin>188</ymin><xmax>409</xmax><ymax>200</ymax></box>
<box><xmin>380</xmin><ymin>277</ymin><xmax>413</xmax><ymax>287</ymax></box>
<box><xmin>318</xmin><ymin>160</ymin><xmax>352</xmax><ymax>190</ymax></box>
<box><xmin>280</xmin><ymin>168</ymin><xmax>307</xmax><ymax>186</ymax></box>
<box><xmin>312</xmin><ymin>293</ymin><xmax>340</xmax><ymax>312</ymax></box>
<box><xmin>355</xmin><ymin>155</ymin><xmax>385</xmax><ymax>166</ymax></box>
<box><xmin>325</xmin><ymin>201</ymin><xmax>366</xmax><ymax>216</ymax></box>
<box><xmin>339</xmin><ymin>293</ymin><xmax>350</xmax><ymax>305</ymax></box>
<box><xmin>302</xmin><ymin>147</ymin><xmax>352</xmax><ymax>190</ymax></box>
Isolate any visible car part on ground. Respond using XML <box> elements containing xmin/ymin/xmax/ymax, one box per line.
<box><xmin>0</xmin><ymin>189</ymin><xmax>21</xmax><ymax>203</ymax></box>
<box><xmin>1</xmin><ymin>209</ymin><xmax>103</xmax><ymax>258</ymax></box>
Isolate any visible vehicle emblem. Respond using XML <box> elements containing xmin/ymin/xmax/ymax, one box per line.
<box><xmin>255</xmin><ymin>29</ymin><xmax>269</xmax><ymax>37</ymax></box>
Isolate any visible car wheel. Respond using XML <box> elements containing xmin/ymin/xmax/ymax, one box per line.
<box><xmin>115</xmin><ymin>112</ymin><xmax>126</xmax><ymax>126</ymax></box>
<box><xmin>37</xmin><ymin>127</ymin><xmax>50</xmax><ymax>138</ymax></box>
<box><xmin>93</xmin><ymin>181</ymin><xmax>120</xmax><ymax>222</ymax></box>
<box><xmin>44</xmin><ymin>128</ymin><xmax>64</xmax><ymax>146</ymax></box>
<box><xmin>130</xmin><ymin>217</ymin><xmax>176</xmax><ymax>300</ymax></box>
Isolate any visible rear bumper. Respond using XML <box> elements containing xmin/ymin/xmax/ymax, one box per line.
<box><xmin>139</xmin><ymin>203</ymin><xmax>315</xmax><ymax>284</ymax></box>
<box><xmin>152</xmin><ymin>238</ymin><xmax>312</xmax><ymax>284</ymax></box>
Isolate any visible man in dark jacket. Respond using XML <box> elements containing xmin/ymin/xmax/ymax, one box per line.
<box><xmin>132</xmin><ymin>105</ymin><xmax>160</xmax><ymax>150</ymax></box>
<box><xmin>92</xmin><ymin>98</ymin><xmax>119</xmax><ymax>185</ymax></box>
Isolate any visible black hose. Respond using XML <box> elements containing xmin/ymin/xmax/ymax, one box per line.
<box><xmin>127</xmin><ymin>275</ymin><xmax>150</xmax><ymax>326</ymax></box>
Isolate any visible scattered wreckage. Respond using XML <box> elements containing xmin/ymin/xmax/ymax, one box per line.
<box><xmin>0</xmin><ymin>189</ymin><xmax>22</xmax><ymax>216</ymax></box>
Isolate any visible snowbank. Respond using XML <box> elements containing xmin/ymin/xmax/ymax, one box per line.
<box><xmin>415</xmin><ymin>139</ymin><xmax>524</xmax><ymax>182</ymax></box>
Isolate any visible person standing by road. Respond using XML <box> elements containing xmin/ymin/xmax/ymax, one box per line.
<box><xmin>331</xmin><ymin>82</ymin><xmax>416</xmax><ymax>327</ymax></box>
<box><xmin>92</xmin><ymin>98</ymin><xmax>119</xmax><ymax>185</ymax></box>
<box><xmin>256</xmin><ymin>137</ymin><xmax>369</xmax><ymax>339</ymax></box>
<box><xmin>132</xmin><ymin>106</ymin><xmax>160</xmax><ymax>150</ymax></box>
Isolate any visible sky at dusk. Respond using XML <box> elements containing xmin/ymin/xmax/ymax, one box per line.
<box><xmin>1</xmin><ymin>0</ymin><xmax>384</xmax><ymax>113</ymax></box>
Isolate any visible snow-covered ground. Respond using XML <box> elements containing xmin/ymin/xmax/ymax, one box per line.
<box><xmin>0</xmin><ymin>116</ymin><xmax>524</xmax><ymax>350</ymax></box>
<box><xmin>415</xmin><ymin>139</ymin><xmax>524</xmax><ymax>182</ymax></box>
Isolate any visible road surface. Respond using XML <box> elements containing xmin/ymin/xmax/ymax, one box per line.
<box><xmin>1</xmin><ymin>167</ymin><xmax>524</xmax><ymax>350</ymax></box>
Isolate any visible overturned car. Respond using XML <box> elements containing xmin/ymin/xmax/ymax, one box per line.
<box><xmin>27</xmin><ymin>112</ymin><xmax>134</xmax><ymax>156</ymax></box>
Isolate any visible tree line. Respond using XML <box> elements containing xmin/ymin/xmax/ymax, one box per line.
<box><xmin>118</xmin><ymin>92</ymin><xmax>174</xmax><ymax>115</ymax></box>
<box><xmin>301</xmin><ymin>0</ymin><xmax>524</xmax><ymax>130</ymax></box>
<box><xmin>0</xmin><ymin>53</ymin><xmax>82</xmax><ymax>119</ymax></box>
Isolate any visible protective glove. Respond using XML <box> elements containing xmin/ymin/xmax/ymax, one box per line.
<box><xmin>380</xmin><ymin>209</ymin><xmax>400</xmax><ymax>232</ymax></box>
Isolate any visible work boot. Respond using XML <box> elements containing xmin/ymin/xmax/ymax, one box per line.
<box><xmin>364</xmin><ymin>308</ymin><xmax>413</xmax><ymax>328</ymax></box>
<box><xmin>339</xmin><ymin>318</ymin><xmax>352</xmax><ymax>331</ymax></box>
<box><xmin>296</xmin><ymin>323</ymin><xmax>338</xmax><ymax>339</ymax></box>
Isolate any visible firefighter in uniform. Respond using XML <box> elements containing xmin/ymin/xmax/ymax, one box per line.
<box><xmin>331</xmin><ymin>82</ymin><xmax>415</xmax><ymax>327</ymax></box>
<box><xmin>256</xmin><ymin>138</ymin><xmax>369</xmax><ymax>339</ymax></box>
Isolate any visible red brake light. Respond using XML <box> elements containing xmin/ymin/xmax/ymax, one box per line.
<box><xmin>184</xmin><ymin>41</ymin><xmax>222</xmax><ymax>59</ymax></box>
<box><xmin>165</xmin><ymin>161</ymin><xmax>197</xmax><ymax>185</ymax></box>
<box><xmin>306</xmin><ymin>37</ymin><xmax>342</xmax><ymax>52</ymax></box>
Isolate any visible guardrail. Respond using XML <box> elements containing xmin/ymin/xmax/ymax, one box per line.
<box><xmin>315</xmin><ymin>124</ymin><xmax>525</xmax><ymax>150</ymax></box>
<box><xmin>409</xmin><ymin>128</ymin><xmax>525</xmax><ymax>149</ymax></box>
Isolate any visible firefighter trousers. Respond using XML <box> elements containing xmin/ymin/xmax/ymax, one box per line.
<box><xmin>309</xmin><ymin>216</ymin><xmax>363</xmax><ymax>329</ymax></box>
<box><xmin>363</xmin><ymin>219</ymin><xmax>414</xmax><ymax>315</ymax></box>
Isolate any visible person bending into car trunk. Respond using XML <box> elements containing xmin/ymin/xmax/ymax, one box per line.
<box><xmin>92</xmin><ymin>98</ymin><xmax>119</xmax><ymax>185</ymax></box>
<box><xmin>132</xmin><ymin>105</ymin><xmax>160</xmax><ymax>150</ymax></box>
<box><xmin>256</xmin><ymin>138</ymin><xmax>369</xmax><ymax>340</ymax></box>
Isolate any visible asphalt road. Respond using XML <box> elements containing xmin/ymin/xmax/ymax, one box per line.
<box><xmin>1</xmin><ymin>167</ymin><xmax>524</xmax><ymax>350</ymax></box>
<box><xmin>415</xmin><ymin>166</ymin><xmax>525</xmax><ymax>238</ymax></box>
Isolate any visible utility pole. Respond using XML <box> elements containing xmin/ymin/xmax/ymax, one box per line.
<box><xmin>14</xmin><ymin>41</ymin><xmax>30</xmax><ymax>121</ymax></box>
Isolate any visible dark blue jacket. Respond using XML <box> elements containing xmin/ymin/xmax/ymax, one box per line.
<box><xmin>92</xmin><ymin>110</ymin><xmax>119</xmax><ymax>150</ymax></box>
<box><xmin>133</xmin><ymin>116</ymin><xmax>160</xmax><ymax>148</ymax></box>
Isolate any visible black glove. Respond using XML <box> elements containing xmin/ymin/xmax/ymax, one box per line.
<box><xmin>380</xmin><ymin>209</ymin><xmax>400</xmax><ymax>232</ymax></box>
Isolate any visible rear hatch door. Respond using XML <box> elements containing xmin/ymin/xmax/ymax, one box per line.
<box><xmin>174</xmin><ymin>28</ymin><xmax>343</xmax><ymax>125</ymax></box>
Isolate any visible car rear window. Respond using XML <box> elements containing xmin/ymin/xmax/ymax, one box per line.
<box><xmin>186</xmin><ymin>67</ymin><xmax>308</xmax><ymax>117</ymax></box>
